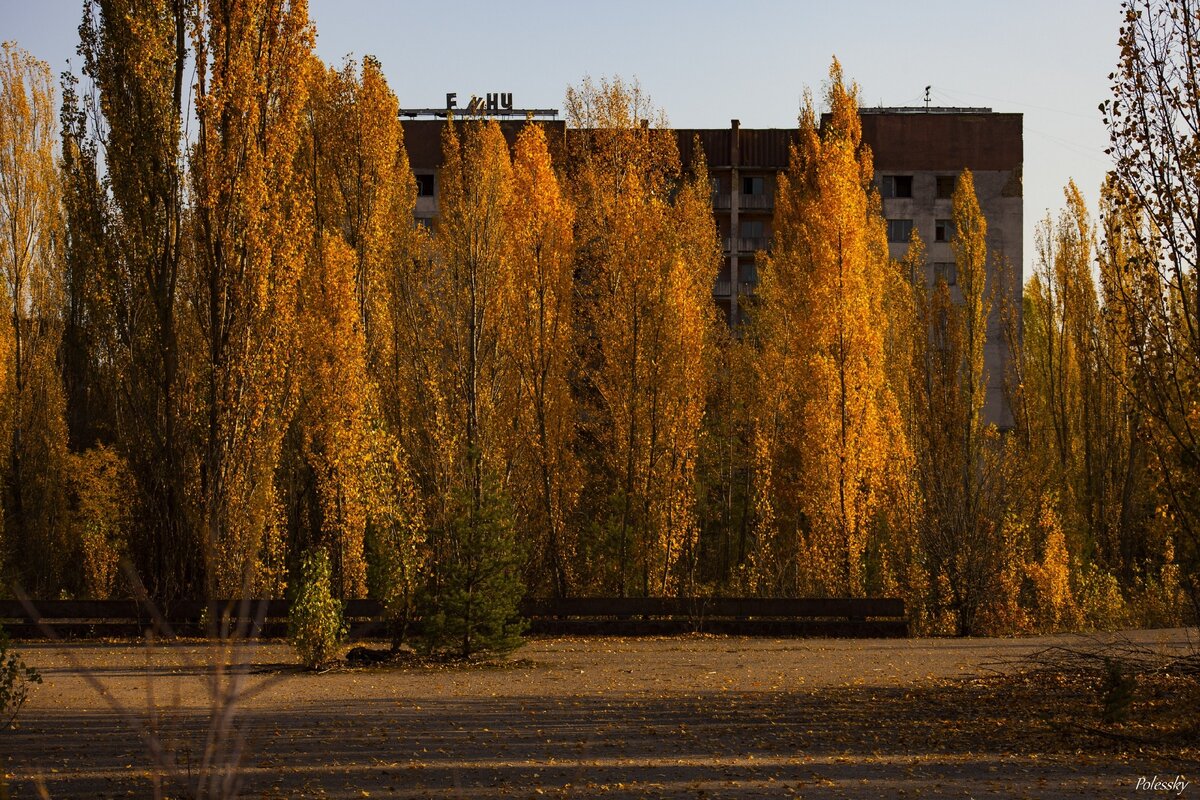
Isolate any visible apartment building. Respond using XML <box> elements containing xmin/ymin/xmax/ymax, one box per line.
<box><xmin>675</xmin><ymin>109</ymin><xmax>1023</xmax><ymax>425</ymax></box>
<box><xmin>400</xmin><ymin>107</ymin><xmax>1023</xmax><ymax>426</ymax></box>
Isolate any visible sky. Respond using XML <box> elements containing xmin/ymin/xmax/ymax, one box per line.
<box><xmin>1</xmin><ymin>0</ymin><xmax>1123</xmax><ymax>282</ymax></box>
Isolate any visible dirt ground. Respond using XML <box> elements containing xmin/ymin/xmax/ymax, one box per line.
<box><xmin>3</xmin><ymin>629</ymin><xmax>1198</xmax><ymax>798</ymax></box>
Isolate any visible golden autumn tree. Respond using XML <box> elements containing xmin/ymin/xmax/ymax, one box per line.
<box><xmin>292</xmin><ymin>233</ymin><xmax>373</xmax><ymax>598</ymax></box>
<box><xmin>1015</xmin><ymin>184</ymin><xmax>1159</xmax><ymax>613</ymax></box>
<box><xmin>0</xmin><ymin>43</ymin><xmax>69</xmax><ymax>596</ymax></box>
<box><xmin>188</xmin><ymin>0</ymin><xmax>313</xmax><ymax>597</ymax></box>
<box><xmin>305</xmin><ymin>55</ymin><xmax>412</xmax><ymax>358</ymax></box>
<box><xmin>752</xmin><ymin>60</ymin><xmax>904</xmax><ymax>598</ymax></box>
<box><xmin>1094</xmin><ymin>180</ymin><xmax>1162</xmax><ymax>580</ymax></box>
<box><xmin>71</xmin><ymin>0</ymin><xmax>196</xmax><ymax>599</ymax></box>
<box><xmin>878</xmin><ymin>228</ymin><xmax>925</xmax><ymax>615</ymax></box>
<box><xmin>657</xmin><ymin>153</ymin><xmax>722</xmax><ymax>593</ymax></box>
<box><xmin>428</xmin><ymin>118</ymin><xmax>514</xmax><ymax>509</ymax></box>
<box><xmin>283</xmin><ymin>55</ymin><xmax>423</xmax><ymax>602</ymax></box>
<box><xmin>502</xmin><ymin>123</ymin><xmax>579</xmax><ymax>598</ymax></box>
<box><xmin>908</xmin><ymin>169</ymin><xmax>1008</xmax><ymax>634</ymax></box>
<box><xmin>417</xmin><ymin>117</ymin><xmax>526</xmax><ymax>654</ymax></box>
<box><xmin>954</xmin><ymin>171</ymin><xmax>989</xmax><ymax>468</ymax></box>
<box><xmin>566</xmin><ymin>77</ymin><xmax>720</xmax><ymax>597</ymax></box>
<box><xmin>1102</xmin><ymin>0</ymin><xmax>1200</xmax><ymax>610</ymax></box>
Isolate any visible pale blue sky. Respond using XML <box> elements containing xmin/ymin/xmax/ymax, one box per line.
<box><xmin>2</xmin><ymin>0</ymin><xmax>1122</xmax><ymax>281</ymax></box>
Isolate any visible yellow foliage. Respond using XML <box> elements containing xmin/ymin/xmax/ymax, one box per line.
<box><xmin>567</xmin><ymin>77</ymin><xmax>719</xmax><ymax>595</ymax></box>
<box><xmin>297</xmin><ymin>235</ymin><xmax>374</xmax><ymax>597</ymax></box>
<box><xmin>66</xmin><ymin>446</ymin><xmax>133</xmax><ymax>599</ymax></box>
<box><xmin>503</xmin><ymin>123</ymin><xmax>580</xmax><ymax>597</ymax></box>
<box><xmin>753</xmin><ymin>59</ymin><xmax>903</xmax><ymax>597</ymax></box>
<box><xmin>0</xmin><ymin>42</ymin><xmax>70</xmax><ymax>597</ymax></box>
<box><xmin>1027</xmin><ymin>497</ymin><xmax>1078</xmax><ymax>631</ymax></box>
<box><xmin>189</xmin><ymin>0</ymin><xmax>315</xmax><ymax>597</ymax></box>
<box><xmin>300</xmin><ymin>54</ymin><xmax>425</xmax><ymax>606</ymax></box>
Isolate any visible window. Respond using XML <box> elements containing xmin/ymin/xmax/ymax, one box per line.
<box><xmin>933</xmin><ymin>262</ymin><xmax>957</xmax><ymax>286</ymax></box>
<box><xmin>741</xmin><ymin>220</ymin><xmax>764</xmax><ymax>239</ymax></box>
<box><xmin>882</xmin><ymin>175</ymin><xmax>913</xmax><ymax>199</ymax></box>
<box><xmin>935</xmin><ymin>219</ymin><xmax>953</xmax><ymax>242</ymax></box>
<box><xmin>936</xmin><ymin>175</ymin><xmax>957</xmax><ymax>199</ymax></box>
<box><xmin>743</xmin><ymin>176</ymin><xmax>765</xmax><ymax>195</ymax></box>
<box><xmin>887</xmin><ymin>219</ymin><xmax>914</xmax><ymax>243</ymax></box>
<box><xmin>415</xmin><ymin>216</ymin><xmax>433</xmax><ymax>230</ymax></box>
<box><xmin>415</xmin><ymin>173</ymin><xmax>435</xmax><ymax>197</ymax></box>
<box><xmin>710</xmin><ymin>176</ymin><xmax>721</xmax><ymax>195</ymax></box>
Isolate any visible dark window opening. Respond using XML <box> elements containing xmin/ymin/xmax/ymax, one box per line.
<box><xmin>887</xmin><ymin>219</ymin><xmax>914</xmax><ymax>243</ymax></box>
<box><xmin>935</xmin><ymin>219</ymin><xmax>953</xmax><ymax>243</ymax></box>
<box><xmin>882</xmin><ymin>175</ymin><xmax>913</xmax><ymax>199</ymax></box>
<box><xmin>933</xmin><ymin>262</ymin><xmax>957</xmax><ymax>286</ymax></box>
<box><xmin>743</xmin><ymin>176</ymin><xmax>765</xmax><ymax>195</ymax></box>
<box><xmin>936</xmin><ymin>175</ymin><xmax>957</xmax><ymax>199</ymax></box>
<box><xmin>415</xmin><ymin>173</ymin><xmax>435</xmax><ymax>197</ymax></box>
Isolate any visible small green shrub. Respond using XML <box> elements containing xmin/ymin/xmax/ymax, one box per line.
<box><xmin>1</xmin><ymin>625</ymin><xmax>41</xmax><ymax>728</ymax></box>
<box><xmin>420</xmin><ymin>485</ymin><xmax>526</xmax><ymax>659</ymax></box>
<box><xmin>288</xmin><ymin>548</ymin><xmax>346</xmax><ymax>669</ymax></box>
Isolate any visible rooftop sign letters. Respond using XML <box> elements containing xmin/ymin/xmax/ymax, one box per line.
<box><xmin>398</xmin><ymin>92</ymin><xmax>559</xmax><ymax>120</ymax></box>
<box><xmin>446</xmin><ymin>92</ymin><xmax>512</xmax><ymax>114</ymax></box>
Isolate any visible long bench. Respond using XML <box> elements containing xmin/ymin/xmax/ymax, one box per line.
<box><xmin>0</xmin><ymin>596</ymin><xmax>907</xmax><ymax>639</ymax></box>
<box><xmin>520</xmin><ymin>597</ymin><xmax>907</xmax><ymax>638</ymax></box>
<box><xmin>0</xmin><ymin>599</ymin><xmax>387</xmax><ymax>639</ymax></box>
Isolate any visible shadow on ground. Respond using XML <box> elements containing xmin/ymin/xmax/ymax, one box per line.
<box><xmin>8</xmin><ymin>671</ymin><xmax>1196</xmax><ymax>799</ymax></box>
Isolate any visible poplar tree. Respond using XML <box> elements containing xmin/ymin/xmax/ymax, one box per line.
<box><xmin>1020</xmin><ymin>184</ymin><xmax>1157</xmax><ymax>582</ymax></box>
<box><xmin>752</xmin><ymin>60</ymin><xmax>903</xmax><ymax>597</ymax></box>
<box><xmin>1102</xmin><ymin>0</ymin><xmax>1200</xmax><ymax>609</ymax></box>
<box><xmin>1094</xmin><ymin>180</ymin><xmax>1159</xmax><ymax>578</ymax></box>
<box><xmin>503</xmin><ymin>123</ymin><xmax>579</xmax><ymax>598</ymax></box>
<box><xmin>189</xmin><ymin>0</ymin><xmax>314</xmax><ymax>597</ymax></box>
<box><xmin>286</xmin><ymin>56</ymin><xmax>423</xmax><ymax>601</ymax></box>
<box><xmin>566</xmin><ymin>77</ymin><xmax>719</xmax><ymax>596</ymax></box>
<box><xmin>910</xmin><ymin>169</ymin><xmax>1006</xmax><ymax>634</ymax></box>
<box><xmin>292</xmin><ymin>232</ymin><xmax>374</xmax><ymax>597</ymax></box>
<box><xmin>73</xmin><ymin>0</ymin><xmax>196</xmax><ymax>598</ymax></box>
<box><xmin>412</xmin><ymin>117</ymin><xmax>525</xmax><ymax>655</ymax></box>
<box><xmin>429</xmin><ymin>118</ymin><xmax>514</xmax><ymax>510</ymax></box>
<box><xmin>0</xmin><ymin>43</ymin><xmax>69</xmax><ymax>596</ymax></box>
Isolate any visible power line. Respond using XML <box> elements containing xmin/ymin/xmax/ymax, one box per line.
<box><xmin>935</xmin><ymin>85</ymin><xmax>1100</xmax><ymax>121</ymax></box>
<box><xmin>1025</xmin><ymin>126</ymin><xmax>1113</xmax><ymax>166</ymax></box>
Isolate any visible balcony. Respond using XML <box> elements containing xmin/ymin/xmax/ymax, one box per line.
<box><xmin>712</xmin><ymin>279</ymin><xmax>732</xmax><ymax>297</ymax></box>
<box><xmin>723</xmin><ymin>236</ymin><xmax>772</xmax><ymax>253</ymax></box>
<box><xmin>739</xmin><ymin>193</ymin><xmax>774</xmax><ymax>211</ymax></box>
<box><xmin>711</xmin><ymin>193</ymin><xmax>773</xmax><ymax>212</ymax></box>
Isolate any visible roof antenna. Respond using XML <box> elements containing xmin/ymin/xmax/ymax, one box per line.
<box><xmin>924</xmin><ymin>85</ymin><xmax>931</xmax><ymax>111</ymax></box>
